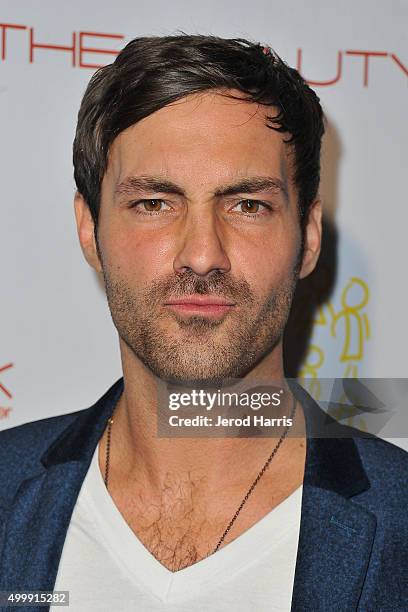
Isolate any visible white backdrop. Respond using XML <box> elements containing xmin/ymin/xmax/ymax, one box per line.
<box><xmin>1</xmin><ymin>0</ymin><xmax>407</xmax><ymax>448</ymax></box>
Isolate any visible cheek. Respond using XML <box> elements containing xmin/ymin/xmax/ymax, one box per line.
<box><xmin>98</xmin><ymin>221</ymin><xmax>176</xmax><ymax>283</ymax></box>
<box><xmin>233</xmin><ymin>230</ymin><xmax>300</xmax><ymax>296</ymax></box>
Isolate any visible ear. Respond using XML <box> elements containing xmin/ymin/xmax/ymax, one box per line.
<box><xmin>299</xmin><ymin>199</ymin><xmax>322</xmax><ymax>279</ymax></box>
<box><xmin>74</xmin><ymin>192</ymin><xmax>102</xmax><ymax>273</ymax></box>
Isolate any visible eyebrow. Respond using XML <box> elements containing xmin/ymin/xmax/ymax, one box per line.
<box><xmin>115</xmin><ymin>175</ymin><xmax>288</xmax><ymax>201</ymax></box>
<box><xmin>115</xmin><ymin>176</ymin><xmax>185</xmax><ymax>197</ymax></box>
<box><xmin>214</xmin><ymin>177</ymin><xmax>288</xmax><ymax>201</ymax></box>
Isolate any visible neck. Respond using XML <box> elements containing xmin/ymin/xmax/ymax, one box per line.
<box><xmin>100</xmin><ymin>339</ymin><xmax>306</xmax><ymax>499</ymax></box>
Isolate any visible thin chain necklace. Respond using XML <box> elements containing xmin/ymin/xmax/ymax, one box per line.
<box><xmin>104</xmin><ymin>395</ymin><xmax>297</xmax><ymax>555</ymax></box>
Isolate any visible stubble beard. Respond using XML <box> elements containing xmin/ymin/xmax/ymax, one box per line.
<box><xmin>100</xmin><ymin>250</ymin><xmax>301</xmax><ymax>386</ymax></box>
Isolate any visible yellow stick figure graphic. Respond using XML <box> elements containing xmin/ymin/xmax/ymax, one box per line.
<box><xmin>299</xmin><ymin>345</ymin><xmax>324</xmax><ymax>400</ymax></box>
<box><xmin>328</xmin><ymin>277</ymin><xmax>370</xmax><ymax>364</ymax></box>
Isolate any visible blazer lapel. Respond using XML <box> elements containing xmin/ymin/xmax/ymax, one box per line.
<box><xmin>0</xmin><ymin>378</ymin><xmax>124</xmax><ymax>592</ymax></box>
<box><xmin>290</xmin><ymin>382</ymin><xmax>377</xmax><ymax>611</ymax></box>
<box><xmin>0</xmin><ymin>463</ymin><xmax>88</xmax><ymax>591</ymax></box>
<box><xmin>291</xmin><ymin>482</ymin><xmax>376</xmax><ymax>611</ymax></box>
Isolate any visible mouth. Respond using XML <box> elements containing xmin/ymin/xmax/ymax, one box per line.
<box><xmin>163</xmin><ymin>294</ymin><xmax>236</xmax><ymax>318</ymax></box>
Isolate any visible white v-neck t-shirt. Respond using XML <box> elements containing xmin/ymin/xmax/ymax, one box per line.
<box><xmin>52</xmin><ymin>445</ymin><xmax>303</xmax><ymax>611</ymax></box>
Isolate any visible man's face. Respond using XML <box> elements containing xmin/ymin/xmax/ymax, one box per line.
<box><xmin>76</xmin><ymin>91</ymin><xmax>321</xmax><ymax>385</ymax></box>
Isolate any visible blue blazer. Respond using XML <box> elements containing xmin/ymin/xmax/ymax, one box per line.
<box><xmin>0</xmin><ymin>379</ymin><xmax>407</xmax><ymax>611</ymax></box>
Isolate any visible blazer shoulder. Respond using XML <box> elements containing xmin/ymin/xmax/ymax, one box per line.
<box><xmin>0</xmin><ymin>409</ymin><xmax>88</xmax><ymax>505</ymax></box>
<box><xmin>354</xmin><ymin>435</ymin><xmax>408</xmax><ymax>506</ymax></box>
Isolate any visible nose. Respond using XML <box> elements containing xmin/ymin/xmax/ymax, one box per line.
<box><xmin>173</xmin><ymin>210</ymin><xmax>231</xmax><ymax>277</ymax></box>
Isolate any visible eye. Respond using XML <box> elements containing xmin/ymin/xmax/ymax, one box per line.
<box><xmin>230</xmin><ymin>200</ymin><xmax>272</xmax><ymax>215</ymax></box>
<box><xmin>130</xmin><ymin>199</ymin><xmax>172</xmax><ymax>214</ymax></box>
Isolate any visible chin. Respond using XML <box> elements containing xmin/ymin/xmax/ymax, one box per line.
<box><xmin>158</xmin><ymin>372</ymin><xmax>239</xmax><ymax>389</ymax></box>
<box><xmin>144</xmin><ymin>355</ymin><xmax>255</xmax><ymax>389</ymax></box>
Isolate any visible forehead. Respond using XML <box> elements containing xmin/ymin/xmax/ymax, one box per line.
<box><xmin>104</xmin><ymin>91</ymin><xmax>291</xmax><ymax>191</ymax></box>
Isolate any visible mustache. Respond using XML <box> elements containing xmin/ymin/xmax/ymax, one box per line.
<box><xmin>145</xmin><ymin>269</ymin><xmax>255</xmax><ymax>305</ymax></box>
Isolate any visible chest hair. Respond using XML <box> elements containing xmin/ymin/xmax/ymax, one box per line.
<box><xmin>111</xmin><ymin>471</ymin><xmax>218</xmax><ymax>571</ymax></box>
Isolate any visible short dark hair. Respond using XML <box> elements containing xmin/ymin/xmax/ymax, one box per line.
<box><xmin>73</xmin><ymin>34</ymin><xmax>325</xmax><ymax>231</ymax></box>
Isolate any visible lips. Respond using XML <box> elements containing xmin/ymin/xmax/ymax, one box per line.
<box><xmin>163</xmin><ymin>295</ymin><xmax>236</xmax><ymax>317</ymax></box>
<box><xmin>164</xmin><ymin>295</ymin><xmax>236</xmax><ymax>306</ymax></box>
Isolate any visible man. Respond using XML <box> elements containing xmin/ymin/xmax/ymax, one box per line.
<box><xmin>0</xmin><ymin>35</ymin><xmax>406</xmax><ymax>612</ymax></box>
